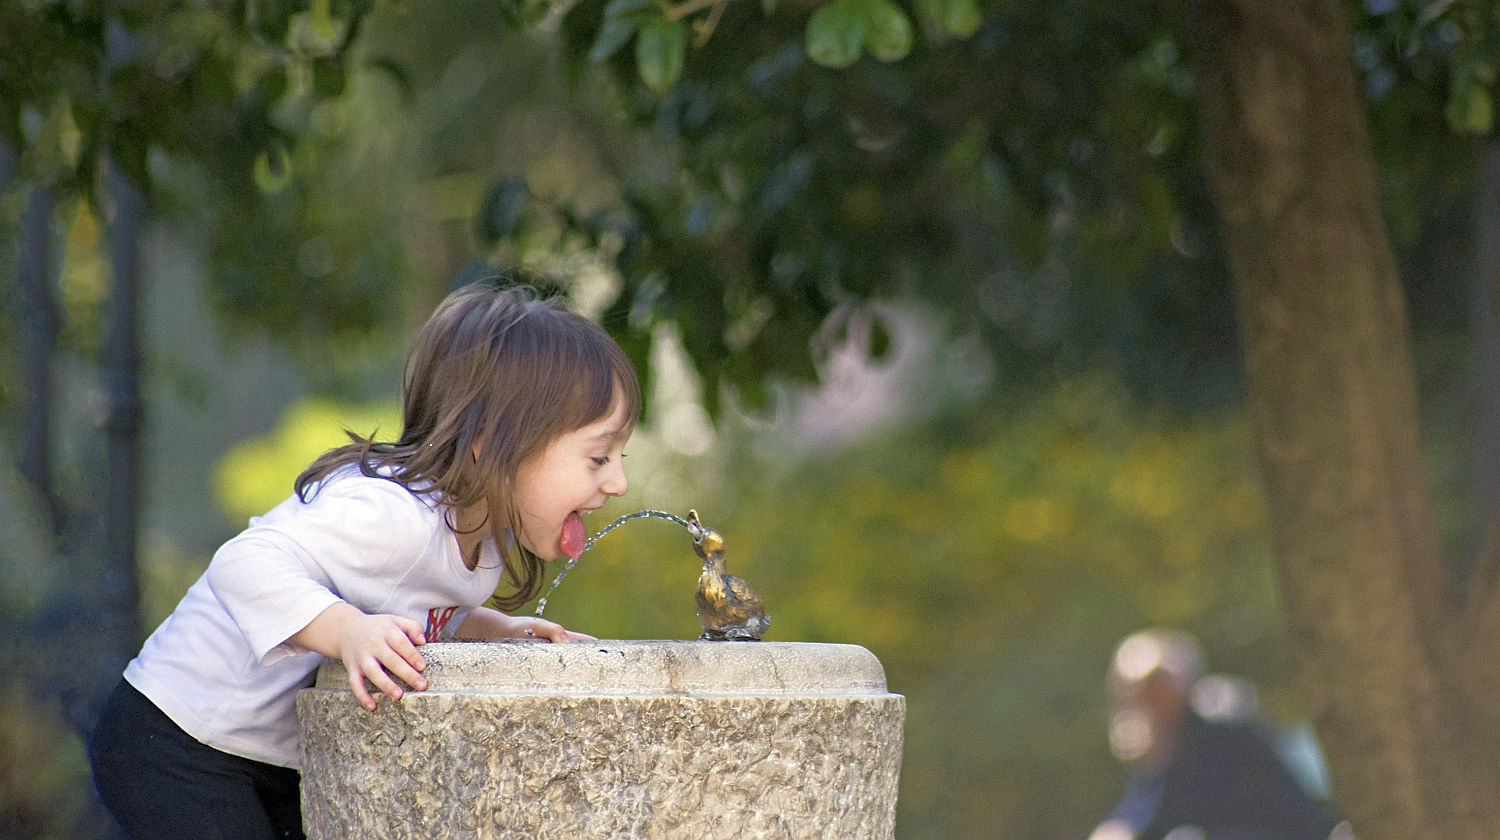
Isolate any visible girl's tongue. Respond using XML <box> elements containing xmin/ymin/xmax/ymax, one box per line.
<box><xmin>560</xmin><ymin>511</ymin><xmax>586</xmax><ymax>559</ymax></box>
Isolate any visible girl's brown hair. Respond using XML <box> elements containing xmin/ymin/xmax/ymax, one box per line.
<box><xmin>294</xmin><ymin>282</ymin><xmax>641</xmax><ymax>609</ymax></box>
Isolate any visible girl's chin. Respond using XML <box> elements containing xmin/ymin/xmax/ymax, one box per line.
<box><xmin>516</xmin><ymin>535</ymin><xmax>557</xmax><ymax>559</ymax></box>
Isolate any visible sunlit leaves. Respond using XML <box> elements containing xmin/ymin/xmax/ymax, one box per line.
<box><xmin>213</xmin><ymin>398</ymin><xmax>402</xmax><ymax>523</ymax></box>
<box><xmin>806</xmin><ymin>0</ymin><xmax>867</xmax><ymax>67</ymax></box>
<box><xmin>1447</xmin><ymin>78</ymin><xmax>1494</xmax><ymax>133</ymax></box>
<box><xmin>589</xmin><ymin>0</ymin><xmax>657</xmax><ymax>61</ymax></box>
<box><xmin>806</xmin><ymin>0</ymin><xmax>914</xmax><ymax>67</ymax></box>
<box><xmin>1426</xmin><ymin>2</ymin><xmax>1500</xmax><ymax>136</ymax></box>
<box><xmin>1445</xmin><ymin>51</ymin><xmax>1497</xmax><ymax>134</ymax></box>
<box><xmin>590</xmin><ymin>15</ymin><xmax>640</xmax><ymax>62</ymax></box>
<box><xmin>24</xmin><ymin>97</ymin><xmax>85</xmax><ymax>187</ymax></box>
<box><xmin>1361</xmin><ymin>0</ymin><xmax>1500</xmax><ymax>137</ymax></box>
<box><xmin>583</xmin><ymin>0</ymin><xmax>974</xmax><ymax>88</ymax></box>
<box><xmin>586</xmin><ymin>0</ymin><xmax>689</xmax><ymax>93</ymax></box>
<box><xmin>590</xmin><ymin>0</ymin><xmax>931</xmax><ymax>83</ymax></box>
<box><xmin>1</xmin><ymin>1</ymin><xmax>373</xmax><ymax>197</ymax></box>
<box><xmin>637</xmin><ymin>18</ymin><xmax>688</xmax><ymax>92</ymax></box>
<box><xmin>863</xmin><ymin>0</ymin><xmax>912</xmax><ymax>61</ymax></box>
<box><xmin>252</xmin><ymin>140</ymin><xmax>294</xmax><ymax>194</ymax></box>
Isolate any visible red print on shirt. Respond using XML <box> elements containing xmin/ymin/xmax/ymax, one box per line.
<box><xmin>426</xmin><ymin>606</ymin><xmax>459</xmax><ymax>639</ymax></box>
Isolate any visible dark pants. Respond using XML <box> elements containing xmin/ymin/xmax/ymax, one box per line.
<box><xmin>88</xmin><ymin>679</ymin><xmax>305</xmax><ymax>840</ymax></box>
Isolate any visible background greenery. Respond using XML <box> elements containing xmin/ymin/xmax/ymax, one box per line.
<box><xmin>1</xmin><ymin>0</ymin><xmax>1489</xmax><ymax>838</ymax></box>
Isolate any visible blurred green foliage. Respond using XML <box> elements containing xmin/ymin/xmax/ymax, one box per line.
<box><xmin>211</xmin><ymin>398</ymin><xmax>401</xmax><ymax>524</ymax></box>
<box><xmin>0</xmin><ymin>693</ymin><xmax>95</xmax><ymax>839</ymax></box>
<box><xmin>0</xmin><ymin>0</ymin><xmax>421</xmax><ymax>377</ymax></box>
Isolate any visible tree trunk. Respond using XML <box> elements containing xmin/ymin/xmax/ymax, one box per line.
<box><xmin>101</xmin><ymin>163</ymin><xmax>145</xmax><ymax>662</ymax></box>
<box><xmin>1184</xmin><ymin>1</ymin><xmax>1500</xmax><ymax>838</ymax></box>
<box><xmin>19</xmin><ymin>185</ymin><xmax>65</xmax><ymax>538</ymax></box>
<box><xmin>98</xmin><ymin>12</ymin><xmax>147</xmax><ymax>666</ymax></box>
<box><xmin>1470</xmin><ymin>144</ymin><xmax>1500</xmax><ymax>540</ymax></box>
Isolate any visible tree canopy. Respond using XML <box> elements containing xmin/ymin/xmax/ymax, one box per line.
<box><xmin>4</xmin><ymin>0</ymin><xmax>1490</xmax><ymax>408</ymax></box>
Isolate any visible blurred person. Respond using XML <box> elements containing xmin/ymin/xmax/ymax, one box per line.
<box><xmin>1088</xmin><ymin>629</ymin><xmax>1344</xmax><ymax>840</ymax></box>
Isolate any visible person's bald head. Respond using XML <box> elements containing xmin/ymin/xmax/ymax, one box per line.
<box><xmin>1109</xmin><ymin>629</ymin><xmax>1204</xmax><ymax>697</ymax></box>
<box><xmin>1106</xmin><ymin>629</ymin><xmax>1204</xmax><ymax>765</ymax></box>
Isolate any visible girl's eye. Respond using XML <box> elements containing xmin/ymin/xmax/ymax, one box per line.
<box><xmin>591</xmin><ymin>456</ymin><xmax>610</xmax><ymax>467</ymax></box>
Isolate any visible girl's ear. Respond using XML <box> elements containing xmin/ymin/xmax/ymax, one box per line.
<box><xmin>472</xmin><ymin>442</ymin><xmax>481</xmax><ymax>463</ymax></box>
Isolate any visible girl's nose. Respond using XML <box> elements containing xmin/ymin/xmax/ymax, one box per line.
<box><xmin>600</xmin><ymin>461</ymin><xmax>628</xmax><ymax>497</ymax></box>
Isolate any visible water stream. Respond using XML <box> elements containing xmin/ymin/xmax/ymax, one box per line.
<box><xmin>534</xmin><ymin>509</ymin><xmax>701</xmax><ymax>617</ymax></box>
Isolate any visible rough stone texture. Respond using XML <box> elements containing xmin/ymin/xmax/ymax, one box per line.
<box><xmin>298</xmin><ymin>640</ymin><xmax>905</xmax><ymax>840</ymax></box>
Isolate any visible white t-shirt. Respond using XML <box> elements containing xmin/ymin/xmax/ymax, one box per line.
<box><xmin>124</xmin><ymin>468</ymin><xmax>505</xmax><ymax>768</ymax></box>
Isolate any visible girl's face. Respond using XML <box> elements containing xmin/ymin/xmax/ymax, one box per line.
<box><xmin>512</xmin><ymin>396</ymin><xmax>632</xmax><ymax>559</ymax></box>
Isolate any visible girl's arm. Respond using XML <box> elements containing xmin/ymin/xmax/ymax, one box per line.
<box><xmin>289</xmin><ymin>601</ymin><xmax>430</xmax><ymax>711</ymax></box>
<box><xmin>208</xmin><ymin>479</ymin><xmax>432</xmax><ymax>667</ymax></box>
<box><xmin>209</xmin><ymin>479</ymin><xmax>450</xmax><ymax>710</ymax></box>
<box><xmin>455</xmin><ymin>606</ymin><xmax>596</xmax><ymax>643</ymax></box>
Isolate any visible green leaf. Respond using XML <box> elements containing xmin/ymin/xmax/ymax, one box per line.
<box><xmin>253</xmin><ymin>138</ymin><xmax>294</xmax><ymax>194</ymax></box>
<box><xmin>590</xmin><ymin>16</ymin><xmax>638</xmax><ymax>63</ymax></box>
<box><xmin>806</xmin><ymin>0</ymin><xmax>866</xmax><ymax>69</ymax></box>
<box><xmin>1446</xmin><ymin>81</ymin><xmax>1494</xmax><ymax>135</ymax></box>
<box><xmin>949</xmin><ymin>0</ymin><xmax>981</xmax><ymax>36</ymax></box>
<box><xmin>636</xmin><ymin>19</ymin><xmax>687</xmax><ymax>94</ymax></box>
<box><xmin>914</xmin><ymin>0</ymin><xmax>978</xmax><ymax>37</ymax></box>
<box><xmin>863</xmin><ymin>0</ymin><xmax>912</xmax><ymax>62</ymax></box>
<box><xmin>761</xmin><ymin>0</ymin><xmax>778</xmax><ymax>15</ymax></box>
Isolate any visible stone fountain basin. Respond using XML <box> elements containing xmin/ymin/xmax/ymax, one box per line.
<box><xmin>297</xmin><ymin>640</ymin><xmax>905</xmax><ymax>840</ymax></box>
<box><xmin>311</xmin><ymin>638</ymin><xmax>893</xmax><ymax>696</ymax></box>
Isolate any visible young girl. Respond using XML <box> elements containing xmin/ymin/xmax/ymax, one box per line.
<box><xmin>89</xmin><ymin>282</ymin><xmax>640</xmax><ymax>840</ymax></box>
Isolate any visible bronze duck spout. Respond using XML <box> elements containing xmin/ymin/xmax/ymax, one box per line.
<box><xmin>688</xmin><ymin>509</ymin><xmax>770</xmax><ymax>641</ymax></box>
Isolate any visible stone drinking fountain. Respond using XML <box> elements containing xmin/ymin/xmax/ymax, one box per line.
<box><xmin>297</xmin><ymin>510</ymin><xmax>906</xmax><ymax>839</ymax></box>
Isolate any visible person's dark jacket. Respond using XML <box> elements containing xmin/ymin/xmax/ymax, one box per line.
<box><xmin>1124</xmin><ymin>713</ymin><xmax>1340</xmax><ymax>840</ymax></box>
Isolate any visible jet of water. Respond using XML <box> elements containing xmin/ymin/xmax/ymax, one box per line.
<box><xmin>534</xmin><ymin>509</ymin><xmax>703</xmax><ymax>617</ymax></box>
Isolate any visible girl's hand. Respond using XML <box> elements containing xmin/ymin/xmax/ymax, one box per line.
<box><xmin>521</xmin><ymin>616</ymin><xmax>596</xmax><ymax>644</ymax></box>
<box><xmin>454</xmin><ymin>606</ymin><xmax>596</xmax><ymax>643</ymax></box>
<box><xmin>336</xmin><ymin>612</ymin><xmax>429</xmax><ymax>711</ymax></box>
